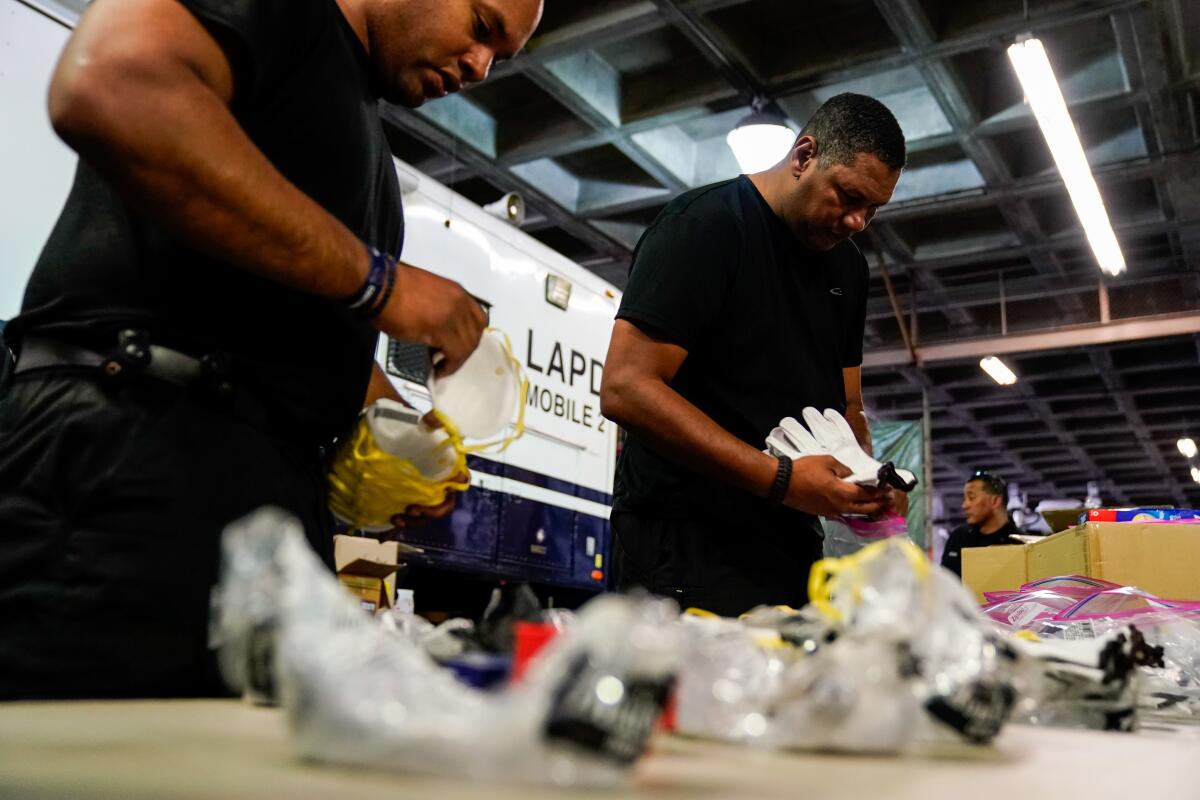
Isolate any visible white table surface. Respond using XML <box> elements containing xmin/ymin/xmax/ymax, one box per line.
<box><xmin>0</xmin><ymin>700</ymin><xmax>1197</xmax><ymax>799</ymax></box>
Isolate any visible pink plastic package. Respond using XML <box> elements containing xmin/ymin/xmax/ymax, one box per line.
<box><xmin>1019</xmin><ymin>576</ymin><xmax>1121</xmax><ymax>597</ymax></box>
<box><xmin>836</xmin><ymin>511</ymin><xmax>908</xmax><ymax>540</ymax></box>
<box><xmin>1055</xmin><ymin>587</ymin><xmax>1200</xmax><ymax>621</ymax></box>
<box><xmin>982</xmin><ymin>590</ymin><xmax>1081</xmax><ymax>628</ymax></box>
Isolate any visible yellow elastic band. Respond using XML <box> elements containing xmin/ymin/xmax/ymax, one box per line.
<box><xmin>326</xmin><ymin>328</ymin><xmax>528</xmax><ymax>529</ymax></box>
<box><xmin>808</xmin><ymin>538</ymin><xmax>931</xmax><ymax>623</ymax></box>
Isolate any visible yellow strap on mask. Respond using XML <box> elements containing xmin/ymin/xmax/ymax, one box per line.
<box><xmin>326</xmin><ymin>328</ymin><xmax>528</xmax><ymax>529</ymax></box>
<box><xmin>808</xmin><ymin>538</ymin><xmax>930</xmax><ymax>623</ymax></box>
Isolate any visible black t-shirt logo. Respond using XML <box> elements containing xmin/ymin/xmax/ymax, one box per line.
<box><xmin>829</xmin><ymin>287</ymin><xmax>844</xmax><ymax>296</ymax></box>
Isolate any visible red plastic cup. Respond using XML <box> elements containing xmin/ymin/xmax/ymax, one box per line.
<box><xmin>511</xmin><ymin>621</ymin><xmax>559</xmax><ymax>683</ymax></box>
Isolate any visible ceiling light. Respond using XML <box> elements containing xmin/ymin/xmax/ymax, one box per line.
<box><xmin>726</xmin><ymin>110</ymin><xmax>796</xmax><ymax>174</ymax></box>
<box><xmin>1179</xmin><ymin>437</ymin><xmax>1198</xmax><ymax>459</ymax></box>
<box><xmin>1007</xmin><ymin>36</ymin><xmax>1125</xmax><ymax>276</ymax></box>
<box><xmin>979</xmin><ymin>356</ymin><xmax>1017</xmax><ymax>386</ymax></box>
<box><xmin>1191</xmin><ymin>466</ymin><xmax>1200</xmax><ymax>485</ymax></box>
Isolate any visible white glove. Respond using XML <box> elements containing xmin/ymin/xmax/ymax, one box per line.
<box><xmin>765</xmin><ymin>416</ymin><xmax>821</xmax><ymax>460</ymax></box>
<box><xmin>765</xmin><ymin>408</ymin><xmax>917</xmax><ymax>491</ymax></box>
<box><xmin>803</xmin><ymin>408</ymin><xmax>917</xmax><ymax>491</ymax></box>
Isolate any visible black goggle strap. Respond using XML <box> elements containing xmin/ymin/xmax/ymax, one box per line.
<box><xmin>877</xmin><ymin>462</ymin><xmax>918</xmax><ymax>492</ymax></box>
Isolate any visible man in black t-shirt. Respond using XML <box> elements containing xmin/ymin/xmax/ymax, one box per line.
<box><xmin>0</xmin><ymin>0</ymin><xmax>542</xmax><ymax>699</ymax></box>
<box><xmin>600</xmin><ymin>94</ymin><xmax>906</xmax><ymax>616</ymax></box>
<box><xmin>941</xmin><ymin>471</ymin><xmax>1021</xmax><ymax>579</ymax></box>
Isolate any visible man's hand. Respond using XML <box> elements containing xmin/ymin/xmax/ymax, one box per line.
<box><xmin>388</xmin><ymin>413</ymin><xmax>466</xmax><ymax>529</ymax></box>
<box><xmin>377</xmin><ymin>264</ymin><xmax>486</xmax><ymax>377</ymax></box>
<box><xmin>784</xmin><ymin>455</ymin><xmax>888</xmax><ymax>517</ymax></box>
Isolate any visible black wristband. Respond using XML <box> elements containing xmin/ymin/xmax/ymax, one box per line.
<box><xmin>766</xmin><ymin>454</ymin><xmax>792</xmax><ymax>505</ymax></box>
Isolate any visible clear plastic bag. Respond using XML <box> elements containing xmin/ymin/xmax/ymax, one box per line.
<box><xmin>676</xmin><ymin>539</ymin><xmax>1020</xmax><ymax>753</ymax></box>
<box><xmin>1055</xmin><ymin>587</ymin><xmax>1196</xmax><ymax>620</ymax></box>
<box><xmin>211</xmin><ymin>507</ymin><xmax>681</xmax><ymax>787</ymax></box>
<box><xmin>1008</xmin><ymin>628</ymin><xmax>1162</xmax><ymax>731</ymax></box>
<box><xmin>1031</xmin><ymin>608</ymin><xmax>1200</xmax><ymax>720</ymax></box>
<box><xmin>981</xmin><ymin>589</ymin><xmax>1081</xmax><ymax>628</ymax></box>
<box><xmin>822</xmin><ymin>512</ymin><xmax>909</xmax><ymax>558</ymax></box>
<box><xmin>1018</xmin><ymin>575</ymin><xmax>1121</xmax><ymax>595</ymax></box>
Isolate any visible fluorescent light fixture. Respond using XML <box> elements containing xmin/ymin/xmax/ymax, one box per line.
<box><xmin>1179</xmin><ymin>437</ymin><xmax>1198</xmax><ymax>459</ymax></box>
<box><xmin>1007</xmin><ymin>36</ymin><xmax>1125</xmax><ymax>276</ymax></box>
<box><xmin>979</xmin><ymin>356</ymin><xmax>1018</xmax><ymax>385</ymax></box>
<box><xmin>727</xmin><ymin>111</ymin><xmax>796</xmax><ymax>174</ymax></box>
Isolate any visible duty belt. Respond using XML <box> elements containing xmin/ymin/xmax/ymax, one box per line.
<box><xmin>13</xmin><ymin>330</ymin><xmax>233</xmax><ymax>395</ymax></box>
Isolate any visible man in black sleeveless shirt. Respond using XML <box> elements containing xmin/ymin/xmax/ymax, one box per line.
<box><xmin>601</xmin><ymin>94</ymin><xmax>906</xmax><ymax>616</ymax></box>
<box><xmin>0</xmin><ymin>0</ymin><xmax>542</xmax><ymax>699</ymax></box>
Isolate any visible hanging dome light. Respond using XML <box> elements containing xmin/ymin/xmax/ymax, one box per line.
<box><xmin>726</xmin><ymin>107</ymin><xmax>796</xmax><ymax>174</ymax></box>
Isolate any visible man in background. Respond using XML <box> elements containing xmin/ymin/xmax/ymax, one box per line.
<box><xmin>941</xmin><ymin>470</ymin><xmax>1022</xmax><ymax>578</ymax></box>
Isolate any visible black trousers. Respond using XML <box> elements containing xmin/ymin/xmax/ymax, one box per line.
<box><xmin>609</xmin><ymin>510</ymin><xmax>824</xmax><ymax>618</ymax></box>
<box><xmin>0</xmin><ymin>370</ymin><xmax>335</xmax><ymax>699</ymax></box>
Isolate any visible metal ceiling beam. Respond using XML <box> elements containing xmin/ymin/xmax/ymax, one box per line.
<box><xmin>494</xmin><ymin>104</ymin><xmax>724</xmax><ymax>168</ymax></box>
<box><xmin>380</xmin><ymin>104</ymin><xmax>627</xmax><ymax>259</ymax></box>
<box><xmin>864</xmin><ymin>257</ymin><xmax>1195</xmax><ymax>322</ymax></box>
<box><xmin>523</xmin><ymin>65</ymin><xmax>689</xmax><ymax>194</ymax></box>
<box><xmin>863</xmin><ymin>311</ymin><xmax>1200</xmax><ymax>367</ymax></box>
<box><xmin>868</xmin><ymin>225</ymin><xmax>978</xmax><ymax>330</ymax></box>
<box><xmin>1089</xmin><ymin>349</ymin><xmax>1189</xmax><ymax>506</ymax></box>
<box><xmin>877</xmin><ymin>215</ymin><xmax>1200</xmax><ymax>278</ymax></box>
<box><xmin>650</xmin><ymin>0</ymin><xmax>766</xmax><ymax>100</ymax></box>
<box><xmin>494</xmin><ymin>86</ymin><xmax>1148</xmax><ymax>178</ymax></box>
<box><xmin>871</xmin><ymin>388</ymin><xmax>1200</xmax><ymax>417</ymax></box>
<box><xmin>874</xmin><ymin>0</ymin><xmax>1076</xmax><ymax>300</ymax></box>
<box><xmin>493</xmin><ymin>0</ymin><xmax>752</xmax><ymax>80</ymax></box>
<box><xmin>1114</xmin><ymin>4</ymin><xmax>1200</xmax><ymax>287</ymax></box>
<box><xmin>878</xmin><ymin>152</ymin><xmax>1186</xmax><ymax>222</ymax></box>
<box><xmin>767</xmin><ymin>0</ymin><xmax>1142</xmax><ymax>100</ymax></box>
<box><xmin>892</xmin><ymin>366</ymin><xmax>1070</xmax><ymax>500</ymax></box>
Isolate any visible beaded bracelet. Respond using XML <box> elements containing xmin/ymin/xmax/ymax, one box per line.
<box><xmin>344</xmin><ymin>245</ymin><xmax>398</xmax><ymax>319</ymax></box>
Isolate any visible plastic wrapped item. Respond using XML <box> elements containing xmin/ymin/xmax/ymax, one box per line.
<box><xmin>212</xmin><ymin>507</ymin><xmax>681</xmax><ymax>787</ymax></box>
<box><xmin>1031</xmin><ymin>608</ymin><xmax>1200</xmax><ymax>720</ymax></box>
<box><xmin>1009</xmin><ymin>628</ymin><xmax>1164</xmax><ymax>731</ymax></box>
<box><xmin>676</xmin><ymin>539</ymin><xmax>1019</xmax><ymax>753</ymax></box>
<box><xmin>1019</xmin><ymin>575</ymin><xmax>1121</xmax><ymax>595</ymax></box>
<box><xmin>1056</xmin><ymin>587</ymin><xmax>1197</xmax><ymax>620</ymax></box>
<box><xmin>822</xmin><ymin>512</ymin><xmax>908</xmax><ymax>557</ymax></box>
<box><xmin>981</xmin><ymin>589</ymin><xmax>1082</xmax><ymax>628</ymax></box>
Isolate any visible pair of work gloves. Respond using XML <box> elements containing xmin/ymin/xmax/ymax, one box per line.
<box><xmin>766</xmin><ymin>408</ymin><xmax>918</xmax><ymax>492</ymax></box>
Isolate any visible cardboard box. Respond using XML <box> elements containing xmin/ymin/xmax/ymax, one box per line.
<box><xmin>961</xmin><ymin>527</ymin><xmax>1088</xmax><ymax>603</ymax></box>
<box><xmin>333</xmin><ymin>535</ymin><xmax>407</xmax><ymax>613</ymax></box>
<box><xmin>961</xmin><ymin>522</ymin><xmax>1200</xmax><ymax>603</ymax></box>
<box><xmin>1078</xmin><ymin>521</ymin><xmax>1200</xmax><ymax>600</ymax></box>
<box><xmin>1085</xmin><ymin>508</ymin><xmax>1200</xmax><ymax>523</ymax></box>
<box><xmin>1041</xmin><ymin>508</ymin><xmax>1086</xmax><ymax>533</ymax></box>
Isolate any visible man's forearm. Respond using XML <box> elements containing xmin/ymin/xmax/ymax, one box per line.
<box><xmin>55</xmin><ymin>81</ymin><xmax>369</xmax><ymax>301</ymax></box>
<box><xmin>603</xmin><ymin>377</ymin><xmax>777</xmax><ymax>499</ymax></box>
<box><xmin>49</xmin><ymin>4</ymin><xmax>369</xmax><ymax>303</ymax></box>
<box><xmin>846</xmin><ymin>403</ymin><xmax>871</xmax><ymax>452</ymax></box>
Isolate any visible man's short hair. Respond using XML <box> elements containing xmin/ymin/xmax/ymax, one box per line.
<box><xmin>800</xmin><ymin>93</ymin><xmax>906</xmax><ymax>172</ymax></box>
<box><xmin>969</xmin><ymin>469</ymin><xmax>1007</xmax><ymax>499</ymax></box>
